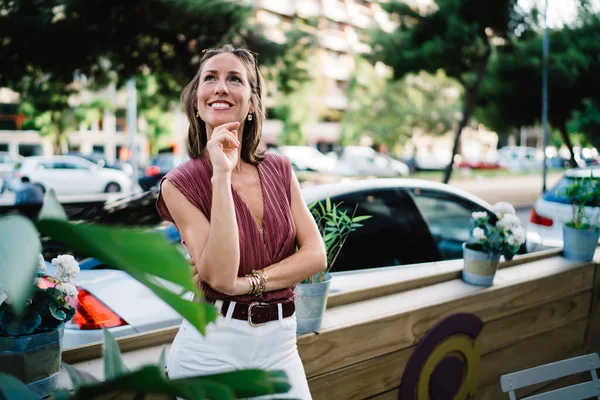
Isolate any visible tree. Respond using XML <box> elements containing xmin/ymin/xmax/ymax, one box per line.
<box><xmin>342</xmin><ymin>58</ymin><xmax>462</xmax><ymax>154</ymax></box>
<box><xmin>476</xmin><ymin>5</ymin><xmax>600</xmax><ymax>166</ymax></box>
<box><xmin>371</xmin><ymin>0</ymin><xmax>522</xmax><ymax>183</ymax></box>
<box><xmin>0</xmin><ymin>0</ymin><xmax>306</xmax><ymax>153</ymax></box>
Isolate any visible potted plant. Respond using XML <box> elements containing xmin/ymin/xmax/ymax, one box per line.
<box><xmin>0</xmin><ymin>250</ymin><xmax>79</xmax><ymax>396</ymax></box>
<box><xmin>561</xmin><ymin>173</ymin><xmax>600</xmax><ymax>261</ymax></box>
<box><xmin>294</xmin><ymin>198</ymin><xmax>371</xmax><ymax>334</ymax></box>
<box><xmin>462</xmin><ymin>202</ymin><xmax>526</xmax><ymax>286</ymax></box>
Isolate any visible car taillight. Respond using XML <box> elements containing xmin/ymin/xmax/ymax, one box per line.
<box><xmin>144</xmin><ymin>166</ymin><xmax>161</xmax><ymax>177</ymax></box>
<box><xmin>68</xmin><ymin>289</ymin><xmax>127</xmax><ymax>330</ymax></box>
<box><xmin>529</xmin><ymin>208</ymin><xmax>554</xmax><ymax>227</ymax></box>
<box><xmin>39</xmin><ymin>277</ymin><xmax>127</xmax><ymax>329</ymax></box>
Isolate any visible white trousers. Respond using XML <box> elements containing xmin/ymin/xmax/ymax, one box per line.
<box><xmin>167</xmin><ymin>300</ymin><xmax>312</xmax><ymax>400</ymax></box>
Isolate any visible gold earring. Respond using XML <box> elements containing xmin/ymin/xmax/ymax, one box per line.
<box><xmin>247</xmin><ymin>114</ymin><xmax>253</xmax><ymax>121</ymax></box>
<box><xmin>196</xmin><ymin>110</ymin><xmax>200</xmax><ymax>117</ymax></box>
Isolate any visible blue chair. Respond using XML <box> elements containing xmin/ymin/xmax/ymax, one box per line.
<box><xmin>500</xmin><ymin>353</ymin><xmax>600</xmax><ymax>399</ymax></box>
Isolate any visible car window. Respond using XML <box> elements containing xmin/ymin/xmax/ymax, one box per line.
<box><xmin>51</xmin><ymin>162</ymin><xmax>88</xmax><ymax>170</ymax></box>
<box><xmin>409</xmin><ymin>188</ymin><xmax>488</xmax><ymax>260</ymax></box>
<box><xmin>322</xmin><ymin>189</ymin><xmax>442</xmax><ymax>272</ymax></box>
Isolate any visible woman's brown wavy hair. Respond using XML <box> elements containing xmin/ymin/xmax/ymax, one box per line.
<box><xmin>181</xmin><ymin>44</ymin><xmax>265</xmax><ymax>164</ymax></box>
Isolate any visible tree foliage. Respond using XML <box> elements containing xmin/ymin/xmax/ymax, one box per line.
<box><xmin>476</xmin><ymin>8</ymin><xmax>600</xmax><ymax>165</ymax></box>
<box><xmin>0</xmin><ymin>0</ymin><xmax>309</xmax><ymax>154</ymax></box>
<box><xmin>342</xmin><ymin>58</ymin><xmax>462</xmax><ymax>153</ymax></box>
<box><xmin>372</xmin><ymin>0</ymin><xmax>523</xmax><ymax>182</ymax></box>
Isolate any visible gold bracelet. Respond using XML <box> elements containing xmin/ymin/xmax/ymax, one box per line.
<box><xmin>246</xmin><ymin>276</ymin><xmax>255</xmax><ymax>295</ymax></box>
<box><xmin>251</xmin><ymin>270</ymin><xmax>266</xmax><ymax>295</ymax></box>
<box><xmin>250</xmin><ymin>275</ymin><xmax>260</xmax><ymax>296</ymax></box>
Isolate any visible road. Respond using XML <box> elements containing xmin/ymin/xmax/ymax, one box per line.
<box><xmin>447</xmin><ymin>172</ymin><xmax>563</xmax><ymax>209</ymax></box>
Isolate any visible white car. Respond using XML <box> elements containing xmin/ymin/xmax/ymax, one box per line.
<box><xmin>336</xmin><ymin>146</ymin><xmax>410</xmax><ymax>177</ymax></box>
<box><xmin>8</xmin><ymin>155</ymin><xmax>133</xmax><ymax>195</ymax></box>
<box><xmin>527</xmin><ymin>166</ymin><xmax>600</xmax><ymax>250</ymax></box>
<box><xmin>498</xmin><ymin>146</ymin><xmax>545</xmax><ymax>172</ymax></box>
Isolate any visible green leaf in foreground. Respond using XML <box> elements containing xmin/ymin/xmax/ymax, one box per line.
<box><xmin>36</xmin><ymin>219</ymin><xmax>217</xmax><ymax>335</ymax></box>
<box><xmin>0</xmin><ymin>215</ymin><xmax>41</xmax><ymax>316</ymax></box>
<box><xmin>103</xmin><ymin>327</ymin><xmax>129</xmax><ymax>380</ymax></box>
<box><xmin>0</xmin><ymin>373</ymin><xmax>41</xmax><ymax>400</ymax></box>
<box><xmin>72</xmin><ymin>365</ymin><xmax>291</xmax><ymax>400</ymax></box>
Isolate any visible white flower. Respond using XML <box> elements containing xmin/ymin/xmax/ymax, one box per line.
<box><xmin>509</xmin><ymin>226</ymin><xmax>526</xmax><ymax>246</ymax></box>
<box><xmin>472</xmin><ymin>227</ymin><xmax>487</xmax><ymax>241</ymax></box>
<box><xmin>497</xmin><ymin>214</ymin><xmax>521</xmax><ymax>231</ymax></box>
<box><xmin>55</xmin><ymin>282</ymin><xmax>79</xmax><ymax>298</ymax></box>
<box><xmin>38</xmin><ymin>254</ymin><xmax>47</xmax><ymax>272</ymax></box>
<box><xmin>492</xmin><ymin>202</ymin><xmax>516</xmax><ymax>219</ymax></box>
<box><xmin>471</xmin><ymin>211</ymin><xmax>488</xmax><ymax>221</ymax></box>
<box><xmin>51</xmin><ymin>255</ymin><xmax>80</xmax><ymax>282</ymax></box>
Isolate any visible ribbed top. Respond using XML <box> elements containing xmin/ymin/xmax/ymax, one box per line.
<box><xmin>156</xmin><ymin>152</ymin><xmax>297</xmax><ymax>304</ymax></box>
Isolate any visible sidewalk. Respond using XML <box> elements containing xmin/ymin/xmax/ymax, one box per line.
<box><xmin>448</xmin><ymin>172</ymin><xmax>564</xmax><ymax>208</ymax></box>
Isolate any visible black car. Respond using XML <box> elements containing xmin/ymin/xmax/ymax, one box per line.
<box><xmin>138</xmin><ymin>154</ymin><xmax>189</xmax><ymax>191</ymax></box>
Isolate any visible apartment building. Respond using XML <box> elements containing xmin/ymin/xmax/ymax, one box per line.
<box><xmin>251</xmin><ymin>0</ymin><xmax>397</xmax><ymax>150</ymax></box>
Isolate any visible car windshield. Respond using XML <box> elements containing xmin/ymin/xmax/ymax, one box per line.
<box><xmin>542</xmin><ymin>175</ymin><xmax>600</xmax><ymax>206</ymax></box>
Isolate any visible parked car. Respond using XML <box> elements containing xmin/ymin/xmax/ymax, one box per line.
<box><xmin>5</xmin><ymin>155</ymin><xmax>133</xmax><ymax>195</ymax></box>
<box><xmin>67</xmin><ymin>151</ymin><xmax>133</xmax><ymax>176</ymax></box>
<box><xmin>44</xmin><ymin>178</ymin><xmax>541</xmax><ymax>348</ymax></box>
<box><xmin>498</xmin><ymin>146</ymin><xmax>545</xmax><ymax>171</ymax></box>
<box><xmin>0</xmin><ymin>152</ymin><xmax>24</xmax><ymax>193</ymax></box>
<box><xmin>335</xmin><ymin>146</ymin><xmax>410</xmax><ymax>177</ymax></box>
<box><xmin>138</xmin><ymin>154</ymin><xmax>189</xmax><ymax>191</ymax></box>
<box><xmin>527</xmin><ymin>166</ymin><xmax>600</xmax><ymax>250</ymax></box>
<box><xmin>275</xmin><ymin>146</ymin><xmax>340</xmax><ymax>174</ymax></box>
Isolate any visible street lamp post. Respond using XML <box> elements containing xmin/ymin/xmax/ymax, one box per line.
<box><xmin>541</xmin><ymin>0</ymin><xmax>550</xmax><ymax>193</ymax></box>
<box><xmin>127</xmin><ymin>77</ymin><xmax>139</xmax><ymax>192</ymax></box>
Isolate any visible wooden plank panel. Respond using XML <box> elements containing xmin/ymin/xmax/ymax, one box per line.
<box><xmin>479</xmin><ymin>292</ymin><xmax>590</xmax><ymax>354</ymax></box>
<box><xmin>477</xmin><ymin>319</ymin><xmax>587</xmax><ymax>388</ymax></box>
<box><xmin>308</xmin><ymin>347</ymin><xmax>413</xmax><ymax>400</ymax></box>
<box><xmin>364</xmin><ymin>388</ymin><xmax>399</xmax><ymax>400</ymax></box>
<box><xmin>309</xmin><ymin>319</ymin><xmax>586</xmax><ymax>399</ymax></box>
<box><xmin>299</xmin><ymin>266</ymin><xmax>592</xmax><ymax>377</ymax></box>
<box><xmin>586</xmin><ymin>265</ymin><xmax>600</xmax><ymax>352</ymax></box>
<box><xmin>307</xmin><ymin>320</ymin><xmax>586</xmax><ymax>400</ymax></box>
<box><xmin>327</xmin><ymin>248</ymin><xmax>563</xmax><ymax>309</ymax></box>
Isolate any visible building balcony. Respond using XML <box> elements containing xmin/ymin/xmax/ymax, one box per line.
<box><xmin>296</xmin><ymin>1</ymin><xmax>321</xmax><ymax>17</ymax></box>
<box><xmin>324</xmin><ymin>93</ymin><xmax>349</xmax><ymax>110</ymax></box>
<box><xmin>321</xmin><ymin>34</ymin><xmax>349</xmax><ymax>52</ymax></box>
<box><xmin>260</xmin><ymin>0</ymin><xmax>295</xmax><ymax>16</ymax></box>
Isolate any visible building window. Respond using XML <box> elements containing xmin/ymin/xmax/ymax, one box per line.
<box><xmin>0</xmin><ymin>143</ymin><xmax>8</xmax><ymax>152</ymax></box>
<box><xmin>18</xmin><ymin>144</ymin><xmax>42</xmax><ymax>157</ymax></box>
<box><xmin>92</xmin><ymin>145</ymin><xmax>105</xmax><ymax>154</ymax></box>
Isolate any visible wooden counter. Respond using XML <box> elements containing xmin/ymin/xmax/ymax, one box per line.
<box><xmin>60</xmin><ymin>249</ymin><xmax>600</xmax><ymax>399</ymax></box>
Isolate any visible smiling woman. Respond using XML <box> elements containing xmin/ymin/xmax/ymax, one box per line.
<box><xmin>155</xmin><ymin>45</ymin><xmax>326</xmax><ymax>400</ymax></box>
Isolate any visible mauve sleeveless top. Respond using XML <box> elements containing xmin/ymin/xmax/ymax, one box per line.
<box><xmin>156</xmin><ymin>152</ymin><xmax>297</xmax><ymax>304</ymax></box>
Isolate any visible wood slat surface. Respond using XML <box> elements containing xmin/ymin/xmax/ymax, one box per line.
<box><xmin>306</xmin><ymin>319</ymin><xmax>587</xmax><ymax>400</ymax></box>
<box><xmin>299</xmin><ymin>262</ymin><xmax>593</xmax><ymax>377</ymax></box>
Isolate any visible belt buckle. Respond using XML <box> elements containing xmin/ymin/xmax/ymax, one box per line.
<box><xmin>248</xmin><ymin>302</ymin><xmax>269</xmax><ymax>327</ymax></box>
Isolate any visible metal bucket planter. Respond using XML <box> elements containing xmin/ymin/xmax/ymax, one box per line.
<box><xmin>294</xmin><ymin>273</ymin><xmax>332</xmax><ymax>334</ymax></box>
<box><xmin>0</xmin><ymin>325</ymin><xmax>64</xmax><ymax>396</ymax></box>
<box><xmin>563</xmin><ymin>225</ymin><xmax>600</xmax><ymax>262</ymax></box>
<box><xmin>462</xmin><ymin>243</ymin><xmax>501</xmax><ymax>286</ymax></box>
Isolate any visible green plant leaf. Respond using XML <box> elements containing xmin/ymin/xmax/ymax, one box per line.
<box><xmin>36</xmin><ymin>219</ymin><xmax>217</xmax><ymax>335</ymax></box>
<box><xmin>62</xmin><ymin>362</ymin><xmax>99</xmax><ymax>391</ymax></box>
<box><xmin>0</xmin><ymin>373</ymin><xmax>42</xmax><ymax>400</ymax></box>
<box><xmin>103</xmin><ymin>328</ymin><xmax>129</xmax><ymax>380</ymax></box>
<box><xmin>73</xmin><ymin>365</ymin><xmax>290</xmax><ymax>400</ymax></box>
<box><xmin>38</xmin><ymin>188</ymin><xmax>68</xmax><ymax>221</ymax></box>
<box><xmin>0</xmin><ymin>306</ymin><xmax>42</xmax><ymax>336</ymax></box>
<box><xmin>158</xmin><ymin>347</ymin><xmax>167</xmax><ymax>373</ymax></box>
<box><xmin>0</xmin><ymin>215</ymin><xmax>41</xmax><ymax>316</ymax></box>
<box><xmin>49</xmin><ymin>303</ymin><xmax>67</xmax><ymax>320</ymax></box>
<box><xmin>352</xmin><ymin>215</ymin><xmax>372</xmax><ymax>222</ymax></box>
